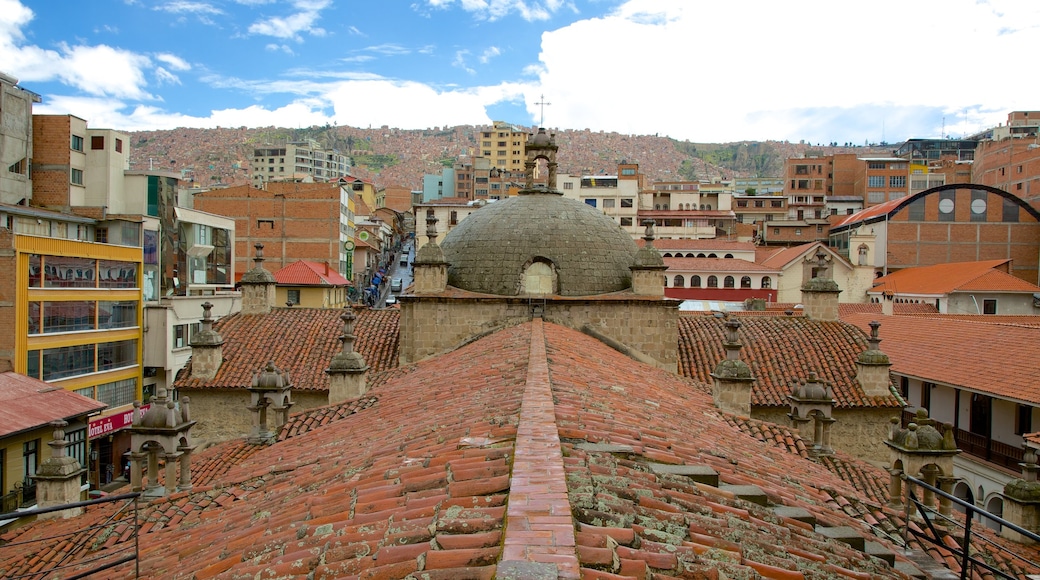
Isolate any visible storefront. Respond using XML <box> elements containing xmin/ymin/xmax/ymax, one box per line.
<box><xmin>87</xmin><ymin>404</ymin><xmax>149</xmax><ymax>488</ymax></box>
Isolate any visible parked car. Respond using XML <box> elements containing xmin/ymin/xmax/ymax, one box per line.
<box><xmin>385</xmin><ymin>295</ymin><xmax>398</xmax><ymax>305</ymax></box>
<box><xmin>391</xmin><ymin>278</ymin><xmax>403</xmax><ymax>292</ymax></box>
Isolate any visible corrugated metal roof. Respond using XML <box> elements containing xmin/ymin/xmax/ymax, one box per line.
<box><xmin>0</xmin><ymin>372</ymin><xmax>107</xmax><ymax>437</ymax></box>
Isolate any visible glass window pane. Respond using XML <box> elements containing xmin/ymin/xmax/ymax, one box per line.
<box><xmin>98</xmin><ymin>260</ymin><xmax>137</xmax><ymax>289</ymax></box>
<box><xmin>42</xmin><ymin>301</ymin><xmax>96</xmax><ymax>333</ymax></box>
<box><xmin>42</xmin><ymin>344</ymin><xmax>96</xmax><ymax>381</ymax></box>
<box><xmin>98</xmin><ymin>301</ymin><xmax>137</xmax><ymax>329</ymax></box>
<box><xmin>44</xmin><ymin>256</ymin><xmax>96</xmax><ymax>288</ymax></box>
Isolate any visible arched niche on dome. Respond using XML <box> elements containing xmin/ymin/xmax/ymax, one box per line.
<box><xmin>520</xmin><ymin>258</ymin><xmax>558</xmax><ymax>295</ymax></box>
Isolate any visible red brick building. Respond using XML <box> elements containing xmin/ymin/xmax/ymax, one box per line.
<box><xmin>192</xmin><ymin>182</ymin><xmax>354</xmax><ymax>281</ymax></box>
<box><xmin>829</xmin><ymin>184</ymin><xmax>1040</xmax><ymax>285</ymax></box>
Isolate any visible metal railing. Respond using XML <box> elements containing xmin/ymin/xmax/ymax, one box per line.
<box><xmin>901</xmin><ymin>474</ymin><xmax>1040</xmax><ymax>580</ymax></box>
<box><xmin>0</xmin><ymin>492</ymin><xmax>141</xmax><ymax>579</ymax></box>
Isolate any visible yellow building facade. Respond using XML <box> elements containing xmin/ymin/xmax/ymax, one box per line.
<box><xmin>1</xmin><ymin>212</ymin><xmax>144</xmax><ymax>490</ymax></box>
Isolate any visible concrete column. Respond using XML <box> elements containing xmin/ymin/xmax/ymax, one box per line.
<box><xmin>178</xmin><ymin>449</ymin><xmax>193</xmax><ymax>492</ymax></box>
<box><xmin>887</xmin><ymin>468</ymin><xmax>902</xmax><ymax>509</ymax></box>
<box><xmin>164</xmin><ymin>453</ymin><xmax>180</xmax><ymax>496</ymax></box>
<box><xmin>130</xmin><ymin>452</ymin><xmax>145</xmax><ymax>492</ymax></box>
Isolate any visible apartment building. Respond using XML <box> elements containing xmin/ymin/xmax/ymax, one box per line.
<box><xmin>0</xmin><ymin>72</ymin><xmax>38</xmax><ymax>206</ymax></box>
<box><xmin>251</xmin><ymin>139</ymin><xmax>351</xmax><ymax>187</ymax></box>
<box><xmin>477</xmin><ymin>120</ymin><xmax>528</xmax><ymax>172</ymax></box>
<box><xmin>193</xmin><ymin>181</ymin><xmax>356</xmax><ymax>280</ymax></box>
<box><xmin>829</xmin><ymin>183</ymin><xmax>1040</xmax><ymax>284</ymax></box>
<box><xmin>973</xmin><ymin>112</ymin><xmax>1040</xmax><ymax>209</ymax></box>
<box><xmin>0</xmin><ymin>205</ymin><xmax>143</xmax><ymax>492</ymax></box>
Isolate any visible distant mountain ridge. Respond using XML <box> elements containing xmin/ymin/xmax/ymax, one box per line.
<box><xmin>126</xmin><ymin>124</ymin><xmax>894</xmax><ymax>191</ymax></box>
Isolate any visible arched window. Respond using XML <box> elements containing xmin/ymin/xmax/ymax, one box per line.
<box><xmin>706</xmin><ymin>204</ymin><xmax>712</xmax><ymax>210</ymax></box>
<box><xmin>697</xmin><ymin>253</ymin><xmax>707</xmax><ymax>258</ymax></box>
<box><xmin>761</xmin><ymin>276</ymin><xmax>772</xmax><ymax>289</ymax></box>
<box><xmin>708</xmin><ymin>253</ymin><xmax>718</xmax><ymax>258</ymax></box>
<box><xmin>691</xmin><ymin>275</ymin><xmax>702</xmax><ymax>287</ymax></box>
<box><xmin>699</xmin><ymin>204</ymin><xmax>705</xmax><ymax>210</ymax></box>
<box><xmin>663</xmin><ymin>253</ymin><xmax>673</xmax><ymax>258</ymax></box>
<box><xmin>724</xmin><ymin>254</ymin><xmax>734</xmax><ymax>259</ymax></box>
<box><xmin>707</xmin><ymin>276</ymin><xmax>718</xmax><ymax>288</ymax></box>
<box><xmin>740</xmin><ymin>276</ymin><xmax>752</xmax><ymax>288</ymax></box>
<box><xmin>673</xmin><ymin>275</ymin><xmax>685</xmax><ymax>287</ymax></box>
<box><xmin>724</xmin><ymin>276</ymin><xmax>735</xmax><ymax>288</ymax></box>
<box><xmin>685</xmin><ymin>253</ymin><xmax>695</xmax><ymax>258</ymax></box>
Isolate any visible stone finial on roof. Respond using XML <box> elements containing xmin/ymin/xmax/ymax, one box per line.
<box><xmin>522</xmin><ymin>127</ymin><xmax>559</xmax><ymax>191</ymax></box>
<box><xmin>1004</xmin><ymin>446</ymin><xmax>1040</xmax><ymax>543</ymax></box>
<box><xmin>327</xmin><ymin>304</ymin><xmax>369</xmax><ymax>404</ymax></box>
<box><xmin>241</xmin><ymin>243</ymin><xmax>277</xmax><ymax>314</ymax></box>
<box><xmin>189</xmin><ymin>301</ymin><xmax>224</xmax><ymax>381</ymax></box>
<box><xmin>414</xmin><ymin>215</ymin><xmax>448</xmax><ymax>294</ymax></box>
<box><xmin>788</xmin><ymin>372</ymin><xmax>836</xmax><ymax>456</ymax></box>
<box><xmin>801</xmin><ymin>247</ymin><xmax>840</xmax><ymax>321</ymax></box>
<box><xmin>630</xmin><ymin>219</ymin><xmax>666</xmax><ymax>295</ymax></box>
<box><xmin>129</xmin><ymin>386</ymin><xmax>197</xmax><ymax>498</ymax></box>
<box><xmin>247</xmin><ymin>362</ymin><xmax>294</xmax><ymax>445</ymax></box>
<box><xmin>856</xmin><ymin>320</ymin><xmax>892</xmax><ymax>398</ymax></box>
<box><xmin>415</xmin><ymin>216</ymin><xmax>446</xmax><ymax>265</ymax></box>
<box><xmin>711</xmin><ymin>319</ymin><xmax>754</xmax><ymax>415</ymax></box>
<box><xmin>33</xmin><ymin>420</ymin><xmax>87</xmax><ymax>518</ymax></box>
<box><xmin>884</xmin><ymin>408</ymin><xmax>959</xmax><ymax>513</ymax></box>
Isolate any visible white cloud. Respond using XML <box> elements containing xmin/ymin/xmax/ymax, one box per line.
<box><xmin>453</xmin><ymin>50</ymin><xmax>475</xmax><ymax>75</ymax></box>
<box><xmin>248</xmin><ymin>0</ymin><xmax>330</xmax><ymax>41</ymax></box>
<box><xmin>347</xmin><ymin>25</ymin><xmax>363</xmax><ymax>36</ymax></box>
<box><xmin>479</xmin><ymin>46</ymin><xmax>500</xmax><ymax>64</ymax></box>
<box><xmin>265</xmin><ymin>43</ymin><xmax>294</xmax><ymax>55</ymax></box>
<box><xmin>426</xmin><ymin>0</ymin><xmax>565</xmax><ymax>21</ymax></box>
<box><xmin>364</xmin><ymin>43</ymin><xmax>410</xmax><ymax>56</ymax></box>
<box><xmin>154</xmin><ymin>1</ymin><xmax>222</xmax><ymax>15</ymax></box>
<box><xmin>155</xmin><ymin>66</ymin><xmax>180</xmax><ymax>85</ymax></box>
<box><xmin>156</xmin><ymin>53</ymin><xmax>190</xmax><ymax>71</ymax></box>
<box><xmin>521</xmin><ymin>0</ymin><xmax>1040</xmax><ymax>142</ymax></box>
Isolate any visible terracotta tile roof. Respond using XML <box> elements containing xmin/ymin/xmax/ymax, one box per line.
<box><xmin>174</xmin><ymin>306</ymin><xmax>399</xmax><ymax>391</ymax></box>
<box><xmin>895</xmin><ymin>312</ymin><xmax>1040</xmax><ymax>326</ymax></box>
<box><xmin>637</xmin><ymin>238</ymin><xmax>756</xmax><ymax>252</ymax></box>
<box><xmin>272</xmin><ymin>260</ymin><xmax>352</xmax><ymax>286</ymax></box>
<box><xmin>0</xmin><ymin>371</ymin><xmax>107</xmax><ymax>437</ymax></box>
<box><xmin>663</xmin><ymin>257</ymin><xmax>779</xmax><ymax>272</ymax></box>
<box><xmin>2</xmin><ymin>321</ymin><xmax>1036</xmax><ymax>578</ymax></box>
<box><xmin>832</xmin><ymin>197</ymin><xmax>904</xmax><ymax>228</ymax></box>
<box><xmin>869</xmin><ymin>260</ymin><xmax>1040</xmax><ymax>295</ymax></box>
<box><xmin>844</xmin><ymin>313</ymin><xmax>1040</xmax><ymax>403</ymax></box>
<box><xmin>755</xmin><ymin>241</ymin><xmax>822</xmax><ymax>267</ymax></box>
<box><xmin>838</xmin><ymin>302</ymin><xmax>939</xmax><ymax>317</ymax></box>
<box><xmin>678</xmin><ymin>314</ymin><xmax>903</xmax><ymax>409</ymax></box>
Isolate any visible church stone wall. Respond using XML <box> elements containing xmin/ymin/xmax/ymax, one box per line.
<box><xmin>400</xmin><ymin>296</ymin><xmax>677</xmax><ymax>371</ymax></box>
<box><xmin>180</xmin><ymin>388</ymin><xmax>328</xmax><ymax>445</ymax></box>
<box><xmin>753</xmin><ymin>406</ymin><xmax>894</xmax><ymax>464</ymax></box>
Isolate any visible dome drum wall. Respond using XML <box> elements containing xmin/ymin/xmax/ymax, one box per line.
<box><xmin>440</xmin><ymin>192</ymin><xmax>639</xmax><ymax>297</ymax></box>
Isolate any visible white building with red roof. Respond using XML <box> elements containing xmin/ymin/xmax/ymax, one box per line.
<box><xmin>868</xmin><ymin>259</ymin><xmax>1040</xmax><ymax>315</ymax></box>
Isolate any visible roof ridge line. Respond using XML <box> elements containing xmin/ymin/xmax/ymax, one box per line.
<box><xmin>499</xmin><ymin>318</ymin><xmax>580</xmax><ymax>578</ymax></box>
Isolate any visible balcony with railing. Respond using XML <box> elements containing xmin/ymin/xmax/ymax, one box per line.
<box><xmin>902</xmin><ymin>410</ymin><xmax>1024</xmax><ymax>474</ymax></box>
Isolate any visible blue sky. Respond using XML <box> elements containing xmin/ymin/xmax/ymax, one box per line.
<box><xmin>3</xmin><ymin>0</ymin><xmax>1038</xmax><ymax>143</ymax></box>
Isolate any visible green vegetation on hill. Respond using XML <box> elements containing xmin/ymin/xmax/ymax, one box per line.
<box><xmin>353</xmin><ymin>153</ymin><xmax>398</xmax><ymax>171</ymax></box>
<box><xmin>672</xmin><ymin>140</ymin><xmax>784</xmax><ymax>180</ymax></box>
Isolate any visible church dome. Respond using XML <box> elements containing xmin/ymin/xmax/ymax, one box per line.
<box><xmin>440</xmin><ymin>191</ymin><xmax>639</xmax><ymax>296</ymax></box>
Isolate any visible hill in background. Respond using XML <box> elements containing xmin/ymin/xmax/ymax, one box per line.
<box><xmin>127</xmin><ymin>124</ymin><xmax>894</xmax><ymax>191</ymax></box>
